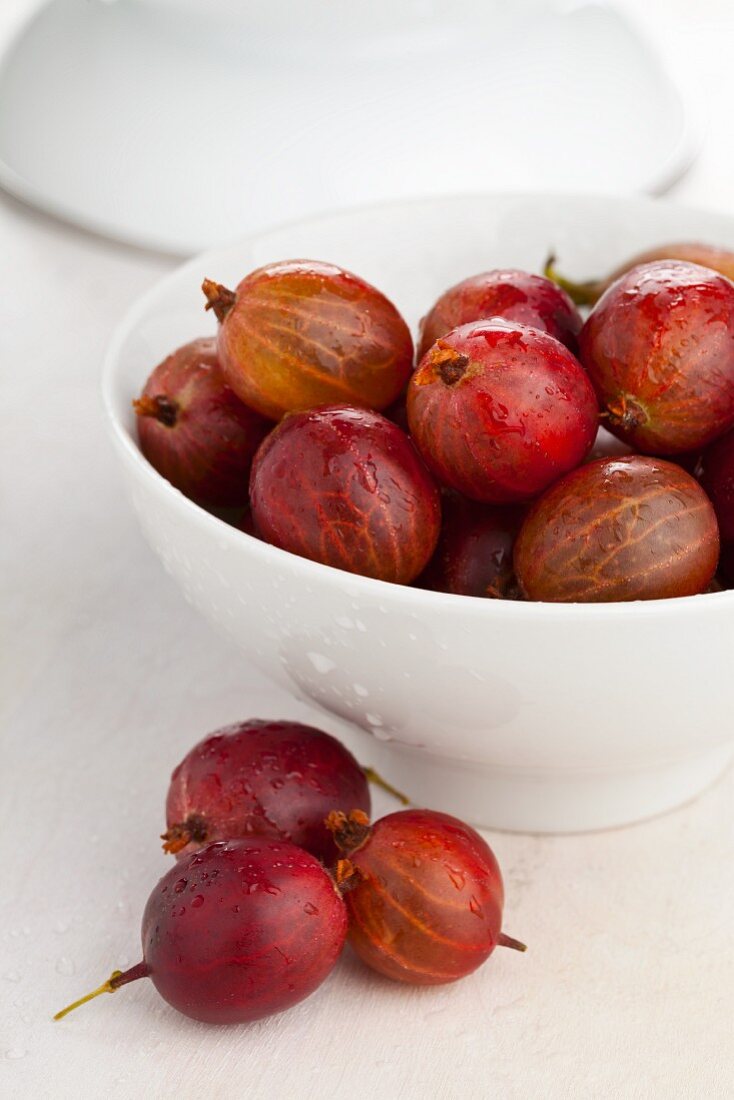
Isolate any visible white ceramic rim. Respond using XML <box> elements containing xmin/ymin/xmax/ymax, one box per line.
<box><xmin>0</xmin><ymin>0</ymin><xmax>701</xmax><ymax>256</ymax></box>
<box><xmin>101</xmin><ymin>189</ymin><xmax>734</xmax><ymax>620</ymax></box>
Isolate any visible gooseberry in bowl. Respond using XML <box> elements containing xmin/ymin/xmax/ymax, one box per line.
<box><xmin>203</xmin><ymin>260</ymin><xmax>413</xmax><ymax>420</ymax></box>
<box><xmin>417</xmin><ymin>268</ymin><xmax>581</xmax><ymax>359</ymax></box>
<box><xmin>420</xmin><ymin>493</ymin><xmax>524</xmax><ymax>598</ymax></box>
<box><xmin>514</xmin><ymin>456</ymin><xmax>719</xmax><ymax>603</ymax></box>
<box><xmin>250</xmin><ymin>405</ymin><xmax>441</xmax><ymax>584</ymax></box>
<box><xmin>579</xmin><ymin>260</ymin><xmax>734</xmax><ymax>454</ymax></box>
<box><xmin>133</xmin><ymin>337</ymin><xmax>270</xmax><ymax>507</ymax></box>
<box><xmin>407</xmin><ymin>320</ymin><xmax>598</xmax><ymax>502</ymax></box>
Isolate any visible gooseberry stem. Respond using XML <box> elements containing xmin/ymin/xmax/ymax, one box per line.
<box><xmin>543</xmin><ymin>253</ymin><xmax>600</xmax><ymax>306</ymax></box>
<box><xmin>53</xmin><ymin>961</ymin><xmax>150</xmax><ymax>1021</ymax></box>
<box><xmin>132</xmin><ymin>393</ymin><xmax>179</xmax><ymax>427</ymax></box>
<box><xmin>430</xmin><ymin>345</ymin><xmax>470</xmax><ymax>386</ymax></box>
<box><xmin>202</xmin><ymin>278</ymin><xmax>236</xmax><ymax>323</ymax></box>
<box><xmin>361</xmin><ymin>766</ymin><xmax>410</xmax><ymax>805</ymax></box>
<box><xmin>334</xmin><ymin>857</ymin><xmax>362</xmax><ymax>893</ymax></box>
<box><xmin>498</xmin><ymin>932</ymin><xmax>527</xmax><ymax>953</ymax></box>
<box><xmin>325</xmin><ymin>809</ymin><xmax>371</xmax><ymax>854</ymax></box>
<box><xmin>161</xmin><ymin>813</ymin><xmax>209</xmax><ymax>854</ymax></box>
<box><xmin>606</xmin><ymin>392</ymin><xmax>646</xmax><ymax>432</ymax></box>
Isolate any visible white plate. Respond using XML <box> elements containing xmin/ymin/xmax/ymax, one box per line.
<box><xmin>0</xmin><ymin>0</ymin><xmax>697</xmax><ymax>255</ymax></box>
<box><xmin>103</xmin><ymin>192</ymin><xmax>734</xmax><ymax>832</ymax></box>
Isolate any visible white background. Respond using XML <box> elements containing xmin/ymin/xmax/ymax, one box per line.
<box><xmin>2</xmin><ymin>2</ymin><xmax>734</xmax><ymax>1097</ymax></box>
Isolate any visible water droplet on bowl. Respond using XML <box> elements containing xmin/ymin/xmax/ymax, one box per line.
<box><xmin>306</xmin><ymin>652</ymin><xmax>336</xmax><ymax>674</ymax></box>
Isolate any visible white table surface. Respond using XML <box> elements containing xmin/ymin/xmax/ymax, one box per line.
<box><xmin>2</xmin><ymin>2</ymin><xmax>734</xmax><ymax>1097</ymax></box>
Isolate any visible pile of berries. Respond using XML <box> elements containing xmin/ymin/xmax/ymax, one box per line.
<box><xmin>134</xmin><ymin>243</ymin><xmax>734</xmax><ymax>602</ymax></box>
<box><xmin>56</xmin><ymin>721</ymin><xmax>524</xmax><ymax>1025</ymax></box>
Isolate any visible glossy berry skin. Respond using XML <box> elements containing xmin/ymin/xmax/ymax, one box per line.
<box><xmin>142</xmin><ymin>839</ymin><xmax>347</xmax><ymax>1023</ymax></box>
<box><xmin>698</xmin><ymin>428</ymin><xmax>734</xmax><ymax>586</ymax></box>
<box><xmin>331</xmin><ymin>810</ymin><xmax>513</xmax><ymax>985</ymax></box>
<box><xmin>250</xmin><ymin>405</ymin><xmax>441</xmax><ymax>583</ymax></box>
<box><xmin>203</xmin><ymin>260</ymin><xmax>413</xmax><ymax>420</ymax></box>
<box><xmin>407</xmin><ymin>320</ymin><xmax>598</xmax><ymax>503</ymax></box>
<box><xmin>421</xmin><ymin>493</ymin><xmax>524</xmax><ymax>598</ymax></box>
<box><xmin>134</xmin><ymin>338</ymin><xmax>270</xmax><ymax>507</ymax></box>
<box><xmin>164</xmin><ymin>719</ymin><xmax>370</xmax><ymax>863</ymax></box>
<box><xmin>579</xmin><ymin>261</ymin><xmax>734</xmax><ymax>454</ymax></box>
<box><xmin>514</xmin><ymin>456</ymin><xmax>719</xmax><ymax>603</ymax></box>
<box><xmin>418</xmin><ymin>269</ymin><xmax>581</xmax><ymax>359</ymax></box>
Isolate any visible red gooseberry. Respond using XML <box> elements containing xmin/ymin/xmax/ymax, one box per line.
<box><xmin>249</xmin><ymin>405</ymin><xmax>441</xmax><ymax>584</ymax></box>
<box><xmin>327</xmin><ymin>809</ymin><xmax>525</xmax><ymax>985</ymax></box>
<box><xmin>418</xmin><ymin>268</ymin><xmax>581</xmax><ymax>359</ymax></box>
<box><xmin>202</xmin><ymin>260</ymin><xmax>413</xmax><ymax>420</ymax></box>
<box><xmin>407</xmin><ymin>320</ymin><xmax>598</xmax><ymax>503</ymax></box>
<box><xmin>54</xmin><ymin>839</ymin><xmax>347</xmax><ymax>1025</ymax></box>
<box><xmin>162</xmin><ymin>719</ymin><xmax>405</xmax><ymax>864</ymax></box>
<box><xmin>514</xmin><ymin>456</ymin><xmax>720</xmax><ymax>602</ymax></box>
<box><xmin>579</xmin><ymin>260</ymin><xmax>734</xmax><ymax>453</ymax></box>
<box><xmin>420</xmin><ymin>492</ymin><xmax>524</xmax><ymax>598</ymax></box>
<box><xmin>133</xmin><ymin>337</ymin><xmax>270</xmax><ymax>507</ymax></box>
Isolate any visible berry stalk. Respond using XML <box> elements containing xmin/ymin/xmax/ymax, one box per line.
<box><xmin>133</xmin><ymin>393</ymin><xmax>179</xmax><ymax>427</ymax></box>
<box><xmin>325</xmin><ymin>809</ymin><xmax>372</xmax><ymax>854</ymax></box>
<box><xmin>161</xmin><ymin>813</ymin><xmax>209</xmax><ymax>854</ymax></box>
<box><xmin>53</xmin><ymin>961</ymin><xmax>150</xmax><ymax>1021</ymax></box>
<box><xmin>498</xmin><ymin>932</ymin><xmax>527</xmax><ymax>952</ymax></box>
<box><xmin>202</xmin><ymin>278</ymin><xmax>236</xmax><ymax>323</ymax></box>
<box><xmin>544</xmin><ymin>254</ymin><xmax>601</xmax><ymax>306</ymax></box>
<box><xmin>361</xmin><ymin>766</ymin><xmax>409</xmax><ymax>805</ymax></box>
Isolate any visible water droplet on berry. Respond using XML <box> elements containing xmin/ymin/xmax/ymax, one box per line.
<box><xmin>447</xmin><ymin>870</ymin><xmax>465</xmax><ymax>891</ymax></box>
<box><xmin>191</xmin><ymin>895</ymin><xmax>204</xmax><ymax>909</ymax></box>
<box><xmin>357</xmin><ymin>461</ymin><xmax>378</xmax><ymax>493</ymax></box>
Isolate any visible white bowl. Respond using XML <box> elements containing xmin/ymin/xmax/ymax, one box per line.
<box><xmin>102</xmin><ymin>193</ymin><xmax>734</xmax><ymax>833</ymax></box>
